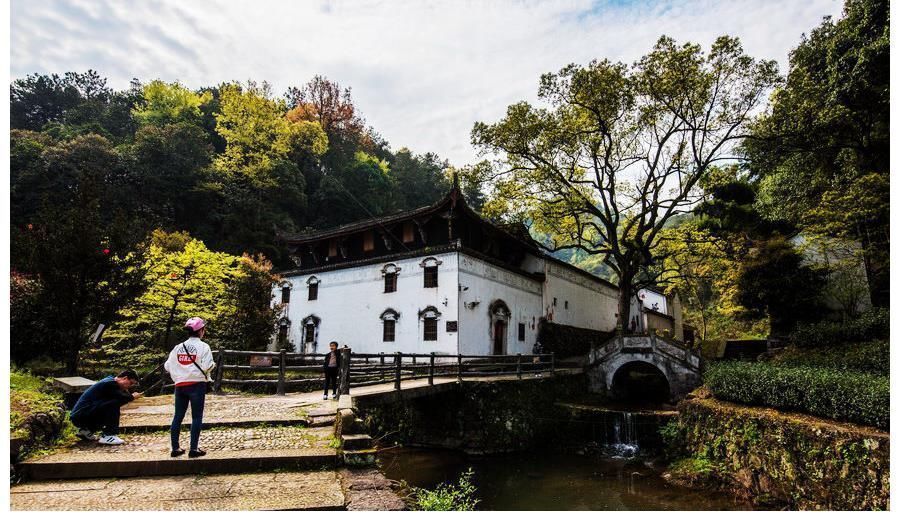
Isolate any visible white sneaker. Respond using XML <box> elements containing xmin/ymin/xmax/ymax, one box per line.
<box><xmin>323</xmin><ymin>395</ymin><xmax>328</xmax><ymax>400</ymax></box>
<box><xmin>98</xmin><ymin>435</ymin><xmax>125</xmax><ymax>445</ymax></box>
<box><xmin>76</xmin><ymin>428</ymin><xmax>98</xmax><ymax>441</ymax></box>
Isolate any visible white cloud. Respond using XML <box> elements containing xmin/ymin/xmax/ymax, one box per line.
<box><xmin>11</xmin><ymin>0</ymin><xmax>842</xmax><ymax>165</ymax></box>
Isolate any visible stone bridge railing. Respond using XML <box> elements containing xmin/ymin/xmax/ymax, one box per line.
<box><xmin>587</xmin><ymin>333</ymin><xmax>701</xmax><ymax>371</ymax></box>
<box><xmin>585</xmin><ymin>333</ymin><xmax>702</xmax><ymax>400</ymax></box>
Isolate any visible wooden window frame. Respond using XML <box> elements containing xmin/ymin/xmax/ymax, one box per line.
<box><xmin>384</xmin><ymin>272</ymin><xmax>398</xmax><ymax>293</ymax></box>
<box><xmin>423</xmin><ymin>266</ymin><xmax>438</xmax><ymax>288</ymax></box>
<box><xmin>518</xmin><ymin>322</ymin><xmax>526</xmax><ymax>341</ymax></box>
<box><xmin>423</xmin><ymin>317</ymin><xmax>438</xmax><ymax>341</ymax></box>
<box><xmin>308</xmin><ymin>283</ymin><xmax>318</xmax><ymax>301</ymax></box>
<box><xmin>281</xmin><ymin>285</ymin><xmax>291</xmax><ymax>304</ymax></box>
<box><xmin>383</xmin><ymin>319</ymin><xmax>396</xmax><ymax>342</ymax></box>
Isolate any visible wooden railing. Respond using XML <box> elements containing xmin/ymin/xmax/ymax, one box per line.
<box><xmin>210</xmin><ymin>349</ymin><xmax>556</xmax><ymax>396</ymax></box>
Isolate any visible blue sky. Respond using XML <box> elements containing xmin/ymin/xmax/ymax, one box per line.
<box><xmin>11</xmin><ymin>0</ymin><xmax>842</xmax><ymax>165</ymax></box>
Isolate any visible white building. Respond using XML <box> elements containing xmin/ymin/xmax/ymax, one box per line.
<box><xmin>272</xmin><ymin>187</ymin><xmax>682</xmax><ymax>356</ymax></box>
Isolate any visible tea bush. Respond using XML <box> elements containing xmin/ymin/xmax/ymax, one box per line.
<box><xmin>705</xmin><ymin>361</ymin><xmax>889</xmax><ymax>430</ymax></box>
<box><xmin>790</xmin><ymin>308</ymin><xmax>888</xmax><ymax>347</ymax></box>
<box><xmin>772</xmin><ymin>340</ymin><xmax>889</xmax><ymax>376</ymax></box>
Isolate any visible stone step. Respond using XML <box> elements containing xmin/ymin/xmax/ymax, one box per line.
<box><xmin>308</xmin><ymin>415</ymin><xmax>336</xmax><ymax>428</ymax></box>
<box><xmin>343</xmin><ymin>448</ymin><xmax>377</xmax><ymax>468</ymax></box>
<box><xmin>340</xmin><ymin>434</ymin><xmax>373</xmax><ymax>451</ymax></box>
<box><xmin>19</xmin><ymin>426</ymin><xmax>339</xmax><ymax>481</ymax></box>
<box><xmin>11</xmin><ymin>470</ymin><xmax>346</xmax><ymax>511</ymax></box>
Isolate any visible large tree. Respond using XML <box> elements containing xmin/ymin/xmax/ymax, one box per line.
<box><xmin>472</xmin><ymin>36</ymin><xmax>779</xmax><ymax>329</ymax></box>
<box><xmin>743</xmin><ymin>0</ymin><xmax>889</xmax><ymax>306</ymax></box>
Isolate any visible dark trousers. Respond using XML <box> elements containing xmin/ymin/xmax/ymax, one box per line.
<box><xmin>171</xmin><ymin>382</ymin><xmax>206</xmax><ymax>451</ymax></box>
<box><xmin>70</xmin><ymin>399</ymin><xmax>121</xmax><ymax>436</ymax></box>
<box><xmin>324</xmin><ymin>367</ymin><xmax>339</xmax><ymax>396</ymax></box>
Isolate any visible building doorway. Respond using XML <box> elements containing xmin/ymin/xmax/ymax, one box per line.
<box><xmin>492</xmin><ymin>320</ymin><xmax>507</xmax><ymax>355</ymax></box>
<box><xmin>489</xmin><ymin>299</ymin><xmax>511</xmax><ymax>355</ymax></box>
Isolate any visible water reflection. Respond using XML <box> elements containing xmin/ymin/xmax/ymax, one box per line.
<box><xmin>379</xmin><ymin>447</ymin><xmax>753</xmax><ymax>511</ymax></box>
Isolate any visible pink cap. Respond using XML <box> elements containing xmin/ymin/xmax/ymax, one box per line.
<box><xmin>185</xmin><ymin>317</ymin><xmax>206</xmax><ymax>331</ymax></box>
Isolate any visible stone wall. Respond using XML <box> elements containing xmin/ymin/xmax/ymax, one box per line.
<box><xmin>356</xmin><ymin>374</ymin><xmax>588</xmax><ymax>454</ymax></box>
<box><xmin>668</xmin><ymin>395</ymin><xmax>889</xmax><ymax>510</ymax></box>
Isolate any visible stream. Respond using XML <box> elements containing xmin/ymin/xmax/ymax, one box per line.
<box><xmin>378</xmin><ymin>408</ymin><xmax>754</xmax><ymax>511</ymax></box>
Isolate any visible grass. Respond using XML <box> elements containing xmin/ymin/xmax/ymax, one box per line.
<box><xmin>10</xmin><ymin>370</ymin><xmax>78</xmax><ymax>459</ymax></box>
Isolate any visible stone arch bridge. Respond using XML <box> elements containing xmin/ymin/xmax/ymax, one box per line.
<box><xmin>585</xmin><ymin>334</ymin><xmax>702</xmax><ymax>401</ymax></box>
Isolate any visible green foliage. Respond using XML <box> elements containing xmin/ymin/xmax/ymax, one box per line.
<box><xmin>99</xmin><ymin>230</ymin><xmax>279</xmax><ymax>369</ymax></box>
<box><xmin>773</xmin><ymin>340</ymin><xmax>888</xmax><ymax>376</ymax></box>
<box><xmin>411</xmin><ymin>469</ymin><xmax>480</xmax><ymax>511</ymax></box>
<box><xmin>132</xmin><ymin>80</ymin><xmax>212</xmax><ymax>126</ymax></box>
<box><xmin>745</xmin><ymin>0</ymin><xmax>889</xmax><ymax>305</ymax></box>
<box><xmin>735</xmin><ymin>236</ymin><xmax>825</xmax><ymax>336</ymax></box>
<box><xmin>472</xmin><ymin>35</ymin><xmax>778</xmax><ymax>327</ymax></box>
<box><xmin>705</xmin><ymin>361</ymin><xmax>889</xmax><ymax>430</ymax></box>
<box><xmin>10</xmin><ymin>371</ymin><xmax>63</xmax><ymax>439</ymax></box>
<box><xmin>790</xmin><ymin>307</ymin><xmax>888</xmax><ymax>347</ymax></box>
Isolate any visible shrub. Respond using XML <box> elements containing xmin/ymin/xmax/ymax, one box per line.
<box><xmin>705</xmin><ymin>361</ymin><xmax>889</xmax><ymax>430</ymax></box>
<box><xmin>791</xmin><ymin>308</ymin><xmax>889</xmax><ymax>347</ymax></box>
<box><xmin>772</xmin><ymin>340</ymin><xmax>889</xmax><ymax>376</ymax></box>
<box><xmin>411</xmin><ymin>468</ymin><xmax>480</xmax><ymax>511</ymax></box>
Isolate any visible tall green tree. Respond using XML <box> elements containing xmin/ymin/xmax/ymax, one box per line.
<box><xmin>744</xmin><ymin>0</ymin><xmax>889</xmax><ymax>305</ymax></box>
<box><xmin>472</xmin><ymin>36</ymin><xmax>779</xmax><ymax>328</ymax></box>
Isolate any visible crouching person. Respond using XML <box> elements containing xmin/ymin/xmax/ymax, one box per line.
<box><xmin>165</xmin><ymin>317</ymin><xmax>215</xmax><ymax>458</ymax></box>
<box><xmin>70</xmin><ymin>370</ymin><xmax>142</xmax><ymax>445</ymax></box>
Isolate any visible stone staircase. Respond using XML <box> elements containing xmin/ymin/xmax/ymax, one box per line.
<box><xmin>11</xmin><ymin>392</ymin><xmax>402</xmax><ymax>510</ymax></box>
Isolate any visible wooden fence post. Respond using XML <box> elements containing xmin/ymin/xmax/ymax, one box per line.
<box><xmin>276</xmin><ymin>349</ymin><xmax>286</xmax><ymax>395</ymax></box>
<box><xmin>339</xmin><ymin>346</ymin><xmax>351</xmax><ymax>397</ymax></box>
<box><xmin>517</xmin><ymin>353</ymin><xmax>522</xmax><ymax>380</ymax></box>
<box><xmin>394</xmin><ymin>352</ymin><xmax>402</xmax><ymax>390</ymax></box>
<box><xmin>457</xmin><ymin>353</ymin><xmax>462</xmax><ymax>383</ymax></box>
<box><xmin>213</xmin><ymin>350</ymin><xmax>224</xmax><ymax>394</ymax></box>
<box><xmin>428</xmin><ymin>353</ymin><xmax>435</xmax><ymax>386</ymax></box>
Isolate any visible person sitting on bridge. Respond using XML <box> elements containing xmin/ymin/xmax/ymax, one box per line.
<box><xmin>70</xmin><ymin>369</ymin><xmax>142</xmax><ymax>445</ymax></box>
<box><xmin>323</xmin><ymin>341</ymin><xmax>341</xmax><ymax>400</ymax></box>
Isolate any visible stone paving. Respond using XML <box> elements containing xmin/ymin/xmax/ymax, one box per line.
<box><xmin>10</xmin><ymin>471</ymin><xmax>346</xmax><ymax>511</ymax></box>
<box><xmin>120</xmin><ymin>392</ymin><xmax>336</xmax><ymax>429</ymax></box>
<box><xmin>27</xmin><ymin>426</ymin><xmax>334</xmax><ymax>463</ymax></box>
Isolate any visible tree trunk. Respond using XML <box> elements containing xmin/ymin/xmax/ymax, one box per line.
<box><xmin>617</xmin><ymin>271</ymin><xmax>634</xmax><ymax>334</ymax></box>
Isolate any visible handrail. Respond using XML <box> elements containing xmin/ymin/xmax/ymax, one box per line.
<box><xmin>212</xmin><ymin>348</ymin><xmax>556</xmax><ymax>395</ymax></box>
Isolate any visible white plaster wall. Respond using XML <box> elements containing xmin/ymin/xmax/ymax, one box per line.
<box><xmin>273</xmin><ymin>252</ymin><xmax>459</xmax><ymax>356</ymax></box>
<box><xmin>637</xmin><ymin>289</ymin><xmax>668</xmax><ymax>314</ymax></box>
<box><xmin>457</xmin><ymin>253</ymin><xmax>543</xmax><ymax>355</ymax></box>
<box><xmin>542</xmin><ymin>262</ymin><xmax>618</xmax><ymax>332</ymax></box>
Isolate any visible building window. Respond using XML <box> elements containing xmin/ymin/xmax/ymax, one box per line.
<box><xmin>380</xmin><ymin>308</ymin><xmax>400</xmax><ymax>343</ymax></box>
<box><xmin>281</xmin><ymin>285</ymin><xmax>291</xmax><ymax>304</ymax></box>
<box><xmin>328</xmin><ymin>240</ymin><xmax>337</xmax><ymax>257</ymax></box>
<box><xmin>402</xmin><ymin>222</ymin><xmax>415</xmax><ymax>243</ymax></box>
<box><xmin>446</xmin><ymin>321</ymin><xmax>458</xmax><ymax>332</ymax></box>
<box><xmin>420</xmin><ymin>257</ymin><xmax>442</xmax><ymax>288</ymax></box>
<box><xmin>564</xmin><ymin>300</ymin><xmax>569</xmax><ymax>309</ymax></box>
<box><xmin>419</xmin><ymin>306</ymin><xmax>441</xmax><ymax>342</ymax></box>
<box><xmin>424</xmin><ymin>266</ymin><xmax>438</xmax><ymax>288</ymax></box>
<box><xmin>383</xmin><ymin>319</ymin><xmax>396</xmax><ymax>342</ymax></box>
<box><xmin>278</xmin><ymin>318</ymin><xmax>290</xmax><ymax>344</ymax></box>
<box><xmin>423</xmin><ymin>318</ymin><xmax>437</xmax><ymax>341</ymax></box>
<box><xmin>300</xmin><ymin>314</ymin><xmax>320</xmax><ymax>354</ymax></box>
<box><xmin>384</xmin><ymin>272</ymin><xmax>397</xmax><ymax>292</ymax></box>
<box><xmin>363</xmin><ymin>231</ymin><xmax>375</xmax><ymax>252</ymax></box>
<box><xmin>518</xmin><ymin>323</ymin><xmax>526</xmax><ymax>341</ymax></box>
<box><xmin>307</xmin><ymin>276</ymin><xmax>320</xmax><ymax>301</ymax></box>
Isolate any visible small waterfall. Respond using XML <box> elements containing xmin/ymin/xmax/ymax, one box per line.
<box><xmin>605</xmin><ymin>411</ymin><xmax>639</xmax><ymax>458</ymax></box>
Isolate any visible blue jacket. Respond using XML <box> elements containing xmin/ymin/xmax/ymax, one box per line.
<box><xmin>70</xmin><ymin>376</ymin><xmax>133</xmax><ymax>416</ymax></box>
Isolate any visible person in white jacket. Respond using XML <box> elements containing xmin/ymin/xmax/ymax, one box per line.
<box><xmin>165</xmin><ymin>317</ymin><xmax>215</xmax><ymax>458</ymax></box>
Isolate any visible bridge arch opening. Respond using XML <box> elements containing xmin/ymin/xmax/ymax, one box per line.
<box><xmin>610</xmin><ymin>361</ymin><xmax>670</xmax><ymax>404</ymax></box>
